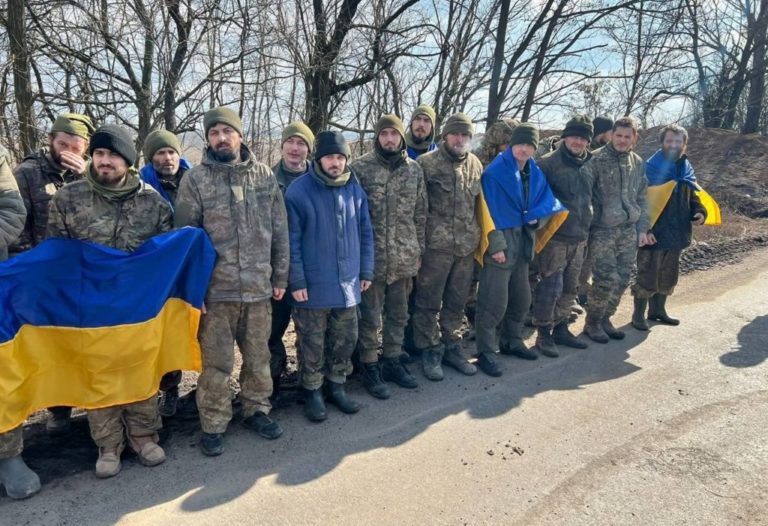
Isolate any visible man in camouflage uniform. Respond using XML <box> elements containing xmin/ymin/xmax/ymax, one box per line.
<box><xmin>532</xmin><ymin>115</ymin><xmax>595</xmax><ymax>357</ymax></box>
<box><xmin>175</xmin><ymin>107</ymin><xmax>289</xmax><ymax>457</ymax></box>
<box><xmin>412</xmin><ymin>113</ymin><xmax>481</xmax><ymax>381</ymax></box>
<box><xmin>10</xmin><ymin>113</ymin><xmax>94</xmax><ymax>435</ymax></box>
<box><xmin>0</xmin><ymin>145</ymin><xmax>38</xmax><ymax>500</ymax></box>
<box><xmin>351</xmin><ymin>114</ymin><xmax>427</xmax><ymax>398</ymax></box>
<box><xmin>47</xmin><ymin>125</ymin><xmax>173</xmax><ymax>478</ymax></box>
<box><xmin>269</xmin><ymin>121</ymin><xmax>314</xmax><ymax>400</ymax></box>
<box><xmin>405</xmin><ymin>104</ymin><xmax>438</xmax><ymax>160</ymax></box>
<box><xmin>585</xmin><ymin>117</ymin><xmax>651</xmax><ymax>343</ymax></box>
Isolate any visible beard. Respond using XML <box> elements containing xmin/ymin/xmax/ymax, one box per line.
<box><xmin>211</xmin><ymin>146</ymin><xmax>238</xmax><ymax>163</ymax></box>
<box><xmin>663</xmin><ymin>148</ymin><xmax>681</xmax><ymax>161</ymax></box>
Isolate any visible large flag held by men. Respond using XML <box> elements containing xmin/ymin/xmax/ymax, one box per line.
<box><xmin>0</xmin><ymin>227</ymin><xmax>216</xmax><ymax>433</ymax></box>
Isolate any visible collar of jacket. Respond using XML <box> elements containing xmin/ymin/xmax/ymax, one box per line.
<box><xmin>202</xmin><ymin>143</ymin><xmax>253</xmax><ymax>170</ymax></box>
<box><xmin>374</xmin><ymin>141</ymin><xmax>407</xmax><ymax>170</ymax></box>
<box><xmin>310</xmin><ymin>160</ymin><xmax>351</xmax><ymax>187</ymax></box>
<box><xmin>605</xmin><ymin>142</ymin><xmax>631</xmax><ymax>159</ymax></box>
<box><xmin>558</xmin><ymin>143</ymin><xmax>592</xmax><ymax>167</ymax></box>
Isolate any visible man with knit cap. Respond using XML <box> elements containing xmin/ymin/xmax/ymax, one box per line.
<box><xmin>285</xmin><ymin>131</ymin><xmax>374</xmax><ymax>422</ymax></box>
<box><xmin>47</xmin><ymin>124</ymin><xmax>173</xmax><ymax>479</ymax></box>
<box><xmin>411</xmin><ymin>112</ymin><xmax>481</xmax><ymax>381</ymax></box>
<box><xmin>269</xmin><ymin>121</ymin><xmax>314</xmax><ymax>399</ymax></box>
<box><xmin>585</xmin><ymin>116</ymin><xmax>650</xmax><ymax>343</ymax></box>
<box><xmin>175</xmin><ymin>107</ymin><xmax>289</xmax><ymax>456</ymax></box>
<box><xmin>350</xmin><ymin>114</ymin><xmax>427</xmax><ymax>398</ymax></box>
<box><xmin>532</xmin><ymin>115</ymin><xmax>595</xmax><ymax>358</ymax></box>
<box><xmin>405</xmin><ymin>104</ymin><xmax>438</xmax><ymax>159</ymax></box>
<box><xmin>9</xmin><ymin>112</ymin><xmax>94</xmax><ymax>436</ymax></box>
<box><xmin>0</xmin><ymin>145</ymin><xmax>38</xmax><ymax>500</ymax></box>
<box><xmin>475</xmin><ymin>123</ymin><xmax>565</xmax><ymax>375</ymax></box>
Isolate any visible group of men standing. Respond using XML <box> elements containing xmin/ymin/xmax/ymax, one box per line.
<box><xmin>0</xmin><ymin>103</ymin><xmax>706</xmax><ymax>500</ymax></box>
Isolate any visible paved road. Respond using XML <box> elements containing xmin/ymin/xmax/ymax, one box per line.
<box><xmin>4</xmin><ymin>249</ymin><xmax>768</xmax><ymax>526</ymax></box>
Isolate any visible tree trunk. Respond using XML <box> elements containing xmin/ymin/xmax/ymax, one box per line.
<box><xmin>743</xmin><ymin>0</ymin><xmax>768</xmax><ymax>134</ymax></box>
<box><xmin>8</xmin><ymin>0</ymin><xmax>37</xmax><ymax>155</ymax></box>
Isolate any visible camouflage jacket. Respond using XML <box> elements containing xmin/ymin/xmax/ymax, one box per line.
<box><xmin>591</xmin><ymin>144</ymin><xmax>650</xmax><ymax>236</ymax></box>
<box><xmin>175</xmin><ymin>144</ymin><xmax>290</xmax><ymax>303</ymax></box>
<box><xmin>417</xmin><ymin>143</ymin><xmax>482</xmax><ymax>257</ymax></box>
<box><xmin>46</xmin><ymin>171</ymin><xmax>173</xmax><ymax>251</ymax></box>
<box><xmin>351</xmin><ymin>149</ymin><xmax>427</xmax><ymax>283</ymax></box>
<box><xmin>11</xmin><ymin>151</ymin><xmax>83</xmax><ymax>254</ymax></box>
<box><xmin>0</xmin><ymin>147</ymin><xmax>26</xmax><ymax>261</ymax></box>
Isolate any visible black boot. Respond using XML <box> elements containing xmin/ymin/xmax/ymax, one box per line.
<box><xmin>584</xmin><ymin>315</ymin><xmax>609</xmax><ymax>344</ymax></box>
<box><xmin>499</xmin><ymin>321</ymin><xmax>538</xmax><ymax>360</ymax></box>
<box><xmin>535</xmin><ymin>326</ymin><xmax>559</xmax><ymax>358</ymax></box>
<box><xmin>552</xmin><ymin>321</ymin><xmax>588</xmax><ymax>349</ymax></box>
<box><xmin>304</xmin><ymin>387</ymin><xmax>328</xmax><ymax>422</ymax></box>
<box><xmin>632</xmin><ymin>297</ymin><xmax>649</xmax><ymax>331</ymax></box>
<box><xmin>648</xmin><ymin>294</ymin><xmax>680</xmax><ymax>325</ymax></box>
<box><xmin>476</xmin><ymin>352</ymin><xmax>503</xmax><ymax>377</ymax></box>
<box><xmin>242</xmin><ymin>411</ymin><xmax>283</xmax><ymax>439</ymax></box>
<box><xmin>324</xmin><ymin>381</ymin><xmax>360</xmax><ymax>414</ymax></box>
<box><xmin>159</xmin><ymin>387</ymin><xmax>179</xmax><ymax>417</ymax></box>
<box><xmin>382</xmin><ymin>357</ymin><xmax>418</xmax><ymax>388</ymax></box>
<box><xmin>360</xmin><ymin>362</ymin><xmax>391</xmax><ymax>400</ymax></box>
<box><xmin>200</xmin><ymin>433</ymin><xmax>224</xmax><ymax>456</ymax></box>
<box><xmin>602</xmin><ymin>317</ymin><xmax>626</xmax><ymax>340</ymax></box>
<box><xmin>0</xmin><ymin>455</ymin><xmax>41</xmax><ymax>500</ymax></box>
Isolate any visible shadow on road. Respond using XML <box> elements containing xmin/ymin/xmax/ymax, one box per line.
<box><xmin>720</xmin><ymin>314</ymin><xmax>768</xmax><ymax>368</ymax></box>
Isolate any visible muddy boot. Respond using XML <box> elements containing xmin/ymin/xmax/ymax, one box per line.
<box><xmin>584</xmin><ymin>315</ymin><xmax>609</xmax><ymax>344</ymax></box>
<box><xmin>499</xmin><ymin>321</ymin><xmax>538</xmax><ymax>360</ymax></box>
<box><xmin>553</xmin><ymin>321</ymin><xmax>588</xmax><ymax>349</ymax></box>
<box><xmin>648</xmin><ymin>294</ymin><xmax>680</xmax><ymax>325</ymax></box>
<box><xmin>158</xmin><ymin>387</ymin><xmax>179</xmax><ymax>418</ymax></box>
<box><xmin>443</xmin><ymin>342</ymin><xmax>477</xmax><ymax>376</ymax></box>
<box><xmin>95</xmin><ymin>443</ymin><xmax>125</xmax><ymax>478</ymax></box>
<box><xmin>535</xmin><ymin>326</ymin><xmax>559</xmax><ymax>358</ymax></box>
<box><xmin>0</xmin><ymin>456</ymin><xmax>41</xmax><ymax>500</ymax></box>
<box><xmin>304</xmin><ymin>388</ymin><xmax>327</xmax><ymax>422</ymax></box>
<box><xmin>128</xmin><ymin>435</ymin><xmax>166</xmax><ymax>466</ymax></box>
<box><xmin>421</xmin><ymin>347</ymin><xmax>444</xmax><ymax>381</ymax></box>
<box><xmin>360</xmin><ymin>362</ymin><xmax>391</xmax><ymax>399</ymax></box>
<box><xmin>324</xmin><ymin>381</ymin><xmax>360</xmax><ymax>414</ymax></box>
<box><xmin>602</xmin><ymin>317</ymin><xmax>625</xmax><ymax>340</ymax></box>
<box><xmin>632</xmin><ymin>297</ymin><xmax>649</xmax><ymax>331</ymax></box>
<box><xmin>382</xmin><ymin>357</ymin><xmax>418</xmax><ymax>388</ymax></box>
<box><xmin>242</xmin><ymin>411</ymin><xmax>283</xmax><ymax>439</ymax></box>
<box><xmin>476</xmin><ymin>352</ymin><xmax>503</xmax><ymax>377</ymax></box>
<box><xmin>200</xmin><ymin>433</ymin><xmax>224</xmax><ymax>457</ymax></box>
<box><xmin>46</xmin><ymin>406</ymin><xmax>72</xmax><ymax>436</ymax></box>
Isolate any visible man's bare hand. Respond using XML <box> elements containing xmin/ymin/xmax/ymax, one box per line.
<box><xmin>59</xmin><ymin>151</ymin><xmax>87</xmax><ymax>175</ymax></box>
<box><xmin>491</xmin><ymin>250</ymin><xmax>506</xmax><ymax>264</ymax></box>
<box><xmin>638</xmin><ymin>232</ymin><xmax>657</xmax><ymax>247</ymax></box>
<box><xmin>361</xmin><ymin>280</ymin><xmax>372</xmax><ymax>292</ymax></box>
<box><xmin>292</xmin><ymin>289</ymin><xmax>308</xmax><ymax>302</ymax></box>
<box><xmin>273</xmin><ymin>287</ymin><xmax>285</xmax><ymax>300</ymax></box>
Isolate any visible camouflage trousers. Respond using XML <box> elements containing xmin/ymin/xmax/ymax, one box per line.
<box><xmin>0</xmin><ymin>427</ymin><xmax>23</xmax><ymax>459</ymax></box>
<box><xmin>632</xmin><ymin>248</ymin><xmax>682</xmax><ymax>298</ymax></box>
<box><xmin>88</xmin><ymin>395</ymin><xmax>161</xmax><ymax>449</ymax></box>
<box><xmin>411</xmin><ymin>250</ymin><xmax>475</xmax><ymax>350</ymax></box>
<box><xmin>578</xmin><ymin>243</ymin><xmax>593</xmax><ymax>296</ymax></box>
<box><xmin>292</xmin><ymin>306</ymin><xmax>357</xmax><ymax>390</ymax></box>
<box><xmin>475</xmin><ymin>257</ymin><xmax>530</xmax><ymax>355</ymax></box>
<box><xmin>358</xmin><ymin>278</ymin><xmax>412</xmax><ymax>363</ymax></box>
<box><xmin>532</xmin><ymin>240</ymin><xmax>586</xmax><ymax>326</ymax></box>
<box><xmin>587</xmin><ymin>224</ymin><xmax>638</xmax><ymax>319</ymax></box>
<box><xmin>268</xmin><ymin>295</ymin><xmax>293</xmax><ymax>379</ymax></box>
<box><xmin>197</xmin><ymin>301</ymin><xmax>273</xmax><ymax>434</ymax></box>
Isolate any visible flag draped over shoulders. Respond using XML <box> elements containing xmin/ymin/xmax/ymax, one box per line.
<box><xmin>0</xmin><ymin>227</ymin><xmax>216</xmax><ymax>433</ymax></box>
<box><xmin>645</xmin><ymin>150</ymin><xmax>721</xmax><ymax>227</ymax></box>
<box><xmin>475</xmin><ymin>149</ymin><xmax>567</xmax><ymax>264</ymax></box>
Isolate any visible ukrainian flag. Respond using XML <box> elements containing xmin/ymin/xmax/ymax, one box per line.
<box><xmin>0</xmin><ymin>227</ymin><xmax>216</xmax><ymax>433</ymax></box>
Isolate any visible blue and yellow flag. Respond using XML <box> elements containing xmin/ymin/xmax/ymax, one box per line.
<box><xmin>0</xmin><ymin>228</ymin><xmax>216</xmax><ymax>433</ymax></box>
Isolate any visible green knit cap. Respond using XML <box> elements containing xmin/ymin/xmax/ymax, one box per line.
<box><xmin>282</xmin><ymin>121</ymin><xmax>315</xmax><ymax>150</ymax></box>
<box><xmin>509</xmin><ymin>122</ymin><xmax>539</xmax><ymax>148</ymax></box>
<box><xmin>411</xmin><ymin>104</ymin><xmax>436</xmax><ymax>128</ymax></box>
<box><xmin>562</xmin><ymin>114</ymin><xmax>594</xmax><ymax>141</ymax></box>
<box><xmin>143</xmin><ymin>129</ymin><xmax>181</xmax><ymax>161</ymax></box>
<box><xmin>51</xmin><ymin>113</ymin><xmax>95</xmax><ymax>140</ymax></box>
<box><xmin>376</xmin><ymin>114</ymin><xmax>406</xmax><ymax>141</ymax></box>
<box><xmin>204</xmin><ymin>106</ymin><xmax>243</xmax><ymax>137</ymax></box>
<box><xmin>442</xmin><ymin>113</ymin><xmax>475</xmax><ymax>138</ymax></box>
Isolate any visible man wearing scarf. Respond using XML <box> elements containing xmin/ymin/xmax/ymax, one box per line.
<box><xmin>474</xmin><ymin>123</ymin><xmax>566</xmax><ymax>376</ymax></box>
<box><xmin>405</xmin><ymin>104</ymin><xmax>438</xmax><ymax>160</ymax></box>
<box><xmin>631</xmin><ymin>124</ymin><xmax>714</xmax><ymax>330</ymax></box>
<box><xmin>46</xmin><ymin>125</ymin><xmax>173</xmax><ymax>479</ymax></box>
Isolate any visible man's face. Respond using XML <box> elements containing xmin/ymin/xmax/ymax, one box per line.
<box><xmin>662</xmin><ymin>131</ymin><xmax>686</xmax><ymax>160</ymax></box>
<box><xmin>378</xmin><ymin>128</ymin><xmax>402</xmax><ymax>153</ymax></box>
<box><xmin>444</xmin><ymin>132</ymin><xmax>472</xmax><ymax>157</ymax></box>
<box><xmin>92</xmin><ymin>148</ymin><xmax>128</xmax><ymax>186</ymax></box>
<box><xmin>319</xmin><ymin>153</ymin><xmax>347</xmax><ymax>178</ymax></box>
<box><xmin>49</xmin><ymin>132</ymin><xmax>88</xmax><ymax>164</ymax></box>
<box><xmin>610</xmin><ymin>126</ymin><xmax>635</xmax><ymax>153</ymax></box>
<box><xmin>151</xmin><ymin>147</ymin><xmax>180</xmax><ymax>177</ymax></box>
<box><xmin>411</xmin><ymin>115</ymin><xmax>432</xmax><ymax>141</ymax></box>
<box><xmin>595</xmin><ymin>130</ymin><xmax>612</xmax><ymax>146</ymax></box>
<box><xmin>207</xmin><ymin>123</ymin><xmax>241</xmax><ymax>163</ymax></box>
<box><xmin>564</xmin><ymin>136</ymin><xmax>589</xmax><ymax>156</ymax></box>
<box><xmin>281</xmin><ymin>136</ymin><xmax>310</xmax><ymax>167</ymax></box>
<box><xmin>511</xmin><ymin>143</ymin><xmax>535</xmax><ymax>164</ymax></box>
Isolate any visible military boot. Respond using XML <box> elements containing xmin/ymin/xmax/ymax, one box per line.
<box><xmin>304</xmin><ymin>388</ymin><xmax>327</xmax><ymax>422</ymax></box>
<box><xmin>382</xmin><ymin>356</ymin><xmax>418</xmax><ymax>388</ymax></box>
<box><xmin>95</xmin><ymin>443</ymin><xmax>125</xmax><ymax>478</ymax></box>
<box><xmin>127</xmin><ymin>435</ymin><xmax>166</xmax><ymax>467</ymax></box>
<box><xmin>499</xmin><ymin>321</ymin><xmax>538</xmax><ymax>360</ymax></box>
<box><xmin>158</xmin><ymin>387</ymin><xmax>179</xmax><ymax>418</ymax></box>
<box><xmin>632</xmin><ymin>297</ymin><xmax>649</xmax><ymax>331</ymax></box>
<box><xmin>552</xmin><ymin>321</ymin><xmax>588</xmax><ymax>349</ymax></box>
<box><xmin>0</xmin><ymin>455</ymin><xmax>41</xmax><ymax>500</ymax></box>
<box><xmin>648</xmin><ymin>294</ymin><xmax>680</xmax><ymax>325</ymax></box>
<box><xmin>584</xmin><ymin>315</ymin><xmax>609</xmax><ymax>344</ymax></box>
<box><xmin>443</xmin><ymin>342</ymin><xmax>477</xmax><ymax>376</ymax></box>
<box><xmin>242</xmin><ymin>411</ymin><xmax>283</xmax><ymax>439</ymax></box>
<box><xmin>421</xmin><ymin>346</ymin><xmax>444</xmax><ymax>381</ymax></box>
<box><xmin>324</xmin><ymin>381</ymin><xmax>360</xmax><ymax>414</ymax></box>
<box><xmin>535</xmin><ymin>326</ymin><xmax>559</xmax><ymax>358</ymax></box>
<box><xmin>200</xmin><ymin>433</ymin><xmax>224</xmax><ymax>456</ymax></box>
<box><xmin>602</xmin><ymin>317</ymin><xmax>625</xmax><ymax>340</ymax></box>
<box><xmin>46</xmin><ymin>406</ymin><xmax>72</xmax><ymax>436</ymax></box>
<box><xmin>476</xmin><ymin>352</ymin><xmax>503</xmax><ymax>377</ymax></box>
<box><xmin>360</xmin><ymin>362</ymin><xmax>391</xmax><ymax>399</ymax></box>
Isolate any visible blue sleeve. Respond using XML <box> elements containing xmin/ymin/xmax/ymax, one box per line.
<box><xmin>358</xmin><ymin>188</ymin><xmax>375</xmax><ymax>281</ymax></box>
<box><xmin>285</xmin><ymin>188</ymin><xmax>307</xmax><ymax>291</ymax></box>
